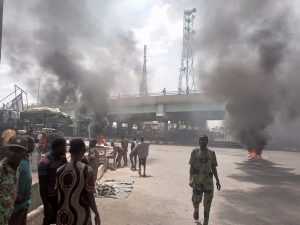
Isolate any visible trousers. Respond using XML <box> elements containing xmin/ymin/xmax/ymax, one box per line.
<box><xmin>192</xmin><ymin>185</ymin><xmax>214</xmax><ymax>224</ymax></box>
<box><xmin>9</xmin><ymin>208</ymin><xmax>28</xmax><ymax>225</ymax></box>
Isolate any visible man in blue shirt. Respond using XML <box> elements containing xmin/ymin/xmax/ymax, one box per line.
<box><xmin>9</xmin><ymin>136</ymin><xmax>35</xmax><ymax>225</ymax></box>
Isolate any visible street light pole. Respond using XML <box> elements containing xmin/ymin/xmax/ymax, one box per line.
<box><xmin>37</xmin><ymin>78</ymin><xmax>41</xmax><ymax>105</ymax></box>
<box><xmin>0</xmin><ymin>0</ymin><xmax>4</xmax><ymax>62</ymax></box>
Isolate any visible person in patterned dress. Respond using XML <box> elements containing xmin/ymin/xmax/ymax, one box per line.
<box><xmin>56</xmin><ymin>138</ymin><xmax>101</xmax><ymax>225</ymax></box>
<box><xmin>0</xmin><ymin>135</ymin><xmax>28</xmax><ymax>225</ymax></box>
<box><xmin>189</xmin><ymin>135</ymin><xmax>221</xmax><ymax>225</ymax></box>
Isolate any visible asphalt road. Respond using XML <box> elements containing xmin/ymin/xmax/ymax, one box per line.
<box><xmin>96</xmin><ymin>145</ymin><xmax>300</xmax><ymax>225</ymax></box>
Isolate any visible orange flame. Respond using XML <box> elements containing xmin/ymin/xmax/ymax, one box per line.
<box><xmin>248</xmin><ymin>150</ymin><xmax>261</xmax><ymax>158</ymax></box>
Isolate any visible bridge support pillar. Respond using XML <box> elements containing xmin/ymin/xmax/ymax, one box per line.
<box><xmin>117</xmin><ymin>122</ymin><xmax>122</xmax><ymax>137</ymax></box>
<box><xmin>73</xmin><ymin>110</ymin><xmax>79</xmax><ymax>137</ymax></box>
<box><xmin>128</xmin><ymin>123</ymin><xmax>133</xmax><ymax>135</ymax></box>
<box><xmin>106</xmin><ymin>121</ymin><xmax>113</xmax><ymax>137</ymax></box>
<box><xmin>195</xmin><ymin>119</ymin><xmax>207</xmax><ymax>136</ymax></box>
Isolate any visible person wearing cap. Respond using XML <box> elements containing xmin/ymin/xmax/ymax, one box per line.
<box><xmin>9</xmin><ymin>136</ymin><xmax>35</xmax><ymax>225</ymax></box>
<box><xmin>38</xmin><ymin>137</ymin><xmax>67</xmax><ymax>225</ymax></box>
<box><xmin>0</xmin><ymin>135</ymin><xmax>28</xmax><ymax>225</ymax></box>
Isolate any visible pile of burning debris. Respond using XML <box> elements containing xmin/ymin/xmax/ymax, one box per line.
<box><xmin>95</xmin><ymin>180</ymin><xmax>134</xmax><ymax>199</ymax></box>
<box><xmin>247</xmin><ymin>150</ymin><xmax>262</xmax><ymax>158</ymax></box>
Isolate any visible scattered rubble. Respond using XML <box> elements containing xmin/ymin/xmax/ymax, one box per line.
<box><xmin>95</xmin><ymin>180</ymin><xmax>134</xmax><ymax>199</ymax></box>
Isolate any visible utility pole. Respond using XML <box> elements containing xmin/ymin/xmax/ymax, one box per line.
<box><xmin>178</xmin><ymin>8</ymin><xmax>196</xmax><ymax>94</ymax></box>
<box><xmin>139</xmin><ymin>45</ymin><xmax>148</xmax><ymax>97</ymax></box>
<box><xmin>37</xmin><ymin>78</ymin><xmax>41</xmax><ymax>105</ymax></box>
<box><xmin>0</xmin><ymin>0</ymin><xmax>4</xmax><ymax>62</ymax></box>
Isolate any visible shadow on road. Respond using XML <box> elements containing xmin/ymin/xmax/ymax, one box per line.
<box><xmin>146</xmin><ymin>157</ymin><xmax>158</xmax><ymax>164</ymax></box>
<box><xmin>217</xmin><ymin>158</ymin><xmax>300</xmax><ymax>225</ymax></box>
<box><xmin>129</xmin><ymin>175</ymin><xmax>154</xmax><ymax>178</ymax></box>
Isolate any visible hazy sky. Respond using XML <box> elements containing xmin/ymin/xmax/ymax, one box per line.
<box><xmin>0</xmin><ymin>0</ymin><xmax>197</xmax><ymax>103</ymax></box>
<box><xmin>1</xmin><ymin>0</ymin><xmax>299</xmax><ymax>106</ymax></box>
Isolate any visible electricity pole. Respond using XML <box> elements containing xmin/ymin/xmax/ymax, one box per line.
<box><xmin>37</xmin><ymin>78</ymin><xmax>41</xmax><ymax>105</ymax></box>
<box><xmin>178</xmin><ymin>8</ymin><xmax>196</xmax><ymax>94</ymax></box>
<box><xmin>139</xmin><ymin>45</ymin><xmax>148</xmax><ymax>97</ymax></box>
<box><xmin>0</xmin><ymin>0</ymin><xmax>4</xmax><ymax>62</ymax></box>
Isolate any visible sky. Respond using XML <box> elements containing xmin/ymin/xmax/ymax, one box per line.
<box><xmin>1</xmin><ymin>0</ymin><xmax>300</xmax><ymax>147</ymax></box>
<box><xmin>0</xmin><ymin>0</ymin><xmax>197</xmax><ymax>104</ymax></box>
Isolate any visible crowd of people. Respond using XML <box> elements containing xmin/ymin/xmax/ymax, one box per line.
<box><xmin>111</xmin><ymin>136</ymin><xmax>150</xmax><ymax>177</ymax></box>
<box><xmin>0</xmin><ymin>128</ymin><xmax>150</xmax><ymax>225</ymax></box>
<box><xmin>0</xmin><ymin>123</ymin><xmax>224</xmax><ymax>225</ymax></box>
<box><xmin>0</xmin><ymin>132</ymin><xmax>102</xmax><ymax>225</ymax></box>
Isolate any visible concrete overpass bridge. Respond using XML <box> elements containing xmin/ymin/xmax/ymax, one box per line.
<box><xmin>107</xmin><ymin>91</ymin><xmax>225</xmax><ymax>123</ymax></box>
<box><xmin>60</xmin><ymin>91</ymin><xmax>225</xmax><ymax>123</ymax></box>
<box><xmin>58</xmin><ymin>91</ymin><xmax>226</xmax><ymax>138</ymax></box>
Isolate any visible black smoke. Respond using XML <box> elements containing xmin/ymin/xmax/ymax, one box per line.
<box><xmin>3</xmin><ymin>0</ymin><xmax>141</xmax><ymax>136</ymax></box>
<box><xmin>193</xmin><ymin>0</ymin><xmax>300</xmax><ymax>151</ymax></box>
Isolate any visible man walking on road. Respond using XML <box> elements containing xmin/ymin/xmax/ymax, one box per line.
<box><xmin>134</xmin><ymin>138</ymin><xmax>150</xmax><ymax>177</ymax></box>
<box><xmin>129</xmin><ymin>137</ymin><xmax>138</xmax><ymax>170</ymax></box>
<box><xmin>38</xmin><ymin>137</ymin><xmax>67</xmax><ymax>225</ymax></box>
<box><xmin>56</xmin><ymin>139</ymin><xmax>101</xmax><ymax>225</ymax></box>
<box><xmin>121</xmin><ymin>135</ymin><xmax>129</xmax><ymax>166</ymax></box>
<box><xmin>189</xmin><ymin>135</ymin><xmax>221</xmax><ymax>225</ymax></box>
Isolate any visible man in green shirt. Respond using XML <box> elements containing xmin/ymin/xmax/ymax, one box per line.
<box><xmin>189</xmin><ymin>135</ymin><xmax>221</xmax><ymax>225</ymax></box>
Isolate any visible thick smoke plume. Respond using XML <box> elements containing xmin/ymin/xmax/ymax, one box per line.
<box><xmin>3</xmin><ymin>0</ymin><xmax>141</xmax><ymax>137</ymax></box>
<box><xmin>195</xmin><ymin>0</ymin><xmax>300</xmax><ymax>151</ymax></box>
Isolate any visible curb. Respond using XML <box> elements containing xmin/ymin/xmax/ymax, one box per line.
<box><xmin>27</xmin><ymin>205</ymin><xmax>44</xmax><ymax>224</ymax></box>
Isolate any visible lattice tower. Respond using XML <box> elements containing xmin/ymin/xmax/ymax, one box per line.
<box><xmin>140</xmin><ymin>45</ymin><xmax>148</xmax><ymax>96</ymax></box>
<box><xmin>178</xmin><ymin>8</ymin><xmax>196</xmax><ymax>93</ymax></box>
